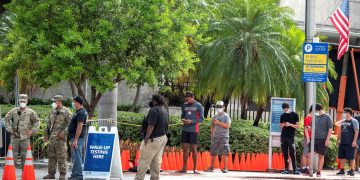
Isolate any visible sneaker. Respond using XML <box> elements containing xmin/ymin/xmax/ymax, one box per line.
<box><xmin>337</xmin><ymin>169</ymin><xmax>346</xmax><ymax>175</ymax></box>
<box><xmin>222</xmin><ymin>169</ymin><xmax>229</xmax><ymax>173</ymax></box>
<box><xmin>281</xmin><ymin>170</ymin><xmax>289</xmax><ymax>174</ymax></box>
<box><xmin>204</xmin><ymin>167</ymin><xmax>214</xmax><ymax>172</ymax></box>
<box><xmin>347</xmin><ymin>170</ymin><xmax>351</xmax><ymax>175</ymax></box>
<box><xmin>349</xmin><ymin>170</ymin><xmax>355</xmax><ymax>176</ymax></box>
<box><xmin>303</xmin><ymin>168</ymin><xmax>310</xmax><ymax>176</ymax></box>
<box><xmin>43</xmin><ymin>175</ymin><xmax>55</xmax><ymax>179</ymax></box>
<box><xmin>294</xmin><ymin>170</ymin><xmax>301</xmax><ymax>175</ymax></box>
<box><xmin>316</xmin><ymin>171</ymin><xmax>321</xmax><ymax>177</ymax></box>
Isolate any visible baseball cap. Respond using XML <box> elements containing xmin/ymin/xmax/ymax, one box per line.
<box><xmin>52</xmin><ymin>95</ymin><xmax>63</xmax><ymax>101</ymax></box>
<box><xmin>19</xmin><ymin>94</ymin><xmax>28</xmax><ymax>102</ymax></box>
<box><xmin>216</xmin><ymin>101</ymin><xmax>224</xmax><ymax>107</ymax></box>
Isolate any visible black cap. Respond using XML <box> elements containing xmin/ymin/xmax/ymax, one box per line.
<box><xmin>185</xmin><ymin>91</ymin><xmax>194</xmax><ymax>97</ymax></box>
<box><xmin>73</xmin><ymin>95</ymin><xmax>84</xmax><ymax>105</ymax></box>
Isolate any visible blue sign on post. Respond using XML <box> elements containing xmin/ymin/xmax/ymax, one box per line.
<box><xmin>302</xmin><ymin>42</ymin><xmax>329</xmax><ymax>82</ymax></box>
<box><xmin>270</xmin><ymin>98</ymin><xmax>296</xmax><ymax>134</ymax></box>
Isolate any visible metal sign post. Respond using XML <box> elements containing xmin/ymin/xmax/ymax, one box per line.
<box><xmin>302</xmin><ymin>39</ymin><xmax>328</xmax><ymax>176</ymax></box>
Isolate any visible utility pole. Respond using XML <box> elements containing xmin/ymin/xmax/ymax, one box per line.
<box><xmin>305</xmin><ymin>0</ymin><xmax>317</xmax><ymax>176</ymax></box>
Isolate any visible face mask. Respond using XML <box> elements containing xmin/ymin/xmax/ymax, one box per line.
<box><xmin>216</xmin><ymin>108</ymin><xmax>223</xmax><ymax>114</ymax></box>
<box><xmin>315</xmin><ymin>112</ymin><xmax>320</xmax><ymax>116</ymax></box>
<box><xmin>71</xmin><ymin>102</ymin><xmax>75</xmax><ymax>108</ymax></box>
<box><xmin>148</xmin><ymin>101</ymin><xmax>154</xmax><ymax>108</ymax></box>
<box><xmin>51</xmin><ymin>102</ymin><xmax>57</xmax><ymax>109</ymax></box>
<box><xmin>19</xmin><ymin>102</ymin><xmax>26</xmax><ymax>108</ymax></box>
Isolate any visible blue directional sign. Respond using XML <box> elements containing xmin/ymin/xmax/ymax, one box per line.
<box><xmin>302</xmin><ymin>43</ymin><xmax>329</xmax><ymax>83</ymax></box>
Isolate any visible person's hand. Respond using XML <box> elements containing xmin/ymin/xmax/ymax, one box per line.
<box><xmin>285</xmin><ymin>122</ymin><xmax>291</xmax><ymax>127</ymax></box>
<box><xmin>26</xmin><ymin>130</ymin><xmax>33</xmax><ymax>136</ymax></box>
<box><xmin>71</xmin><ymin>139</ymin><xmax>78</xmax><ymax>149</ymax></box>
<box><xmin>183</xmin><ymin>119</ymin><xmax>192</xmax><ymax>125</ymax></box>
<box><xmin>352</xmin><ymin>141</ymin><xmax>357</xmax><ymax>148</ymax></box>
<box><xmin>325</xmin><ymin>139</ymin><xmax>330</xmax><ymax>147</ymax></box>
<box><xmin>307</xmin><ymin>138</ymin><xmax>310</xmax><ymax>144</ymax></box>
<box><xmin>213</xmin><ymin>119</ymin><xmax>220</xmax><ymax>125</ymax></box>
<box><xmin>44</xmin><ymin>136</ymin><xmax>49</xmax><ymax>142</ymax></box>
<box><xmin>182</xmin><ymin>119</ymin><xmax>190</xmax><ymax>125</ymax></box>
<box><xmin>57</xmin><ymin>131</ymin><xmax>65</xmax><ymax>140</ymax></box>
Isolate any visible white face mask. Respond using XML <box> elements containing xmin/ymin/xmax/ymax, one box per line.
<box><xmin>51</xmin><ymin>102</ymin><xmax>57</xmax><ymax>109</ymax></box>
<box><xmin>19</xmin><ymin>102</ymin><xmax>26</xmax><ymax>108</ymax></box>
<box><xmin>315</xmin><ymin>112</ymin><xmax>320</xmax><ymax>116</ymax></box>
<box><xmin>216</xmin><ymin>108</ymin><xmax>223</xmax><ymax>114</ymax></box>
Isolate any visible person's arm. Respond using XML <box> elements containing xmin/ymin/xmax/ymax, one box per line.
<box><xmin>337</xmin><ymin>127</ymin><xmax>342</xmax><ymax>146</ymax></box>
<box><xmin>181</xmin><ymin>105</ymin><xmax>185</xmax><ymax>120</ymax></box>
<box><xmin>325</xmin><ymin>117</ymin><xmax>333</xmax><ymax>146</ymax></box>
<box><xmin>191</xmin><ymin>104</ymin><xmax>204</xmax><ymax>123</ymax></box>
<box><xmin>335</xmin><ymin>120</ymin><xmax>343</xmax><ymax>127</ymax></box>
<box><xmin>304</xmin><ymin>127</ymin><xmax>310</xmax><ymax>141</ymax></box>
<box><xmin>352</xmin><ymin>120</ymin><xmax>359</xmax><ymax>147</ymax></box>
<box><xmin>44</xmin><ymin>112</ymin><xmax>51</xmax><ymax>142</ymax></box>
<box><xmin>4</xmin><ymin>110</ymin><xmax>14</xmax><ymax>134</ymax></box>
<box><xmin>280</xmin><ymin>115</ymin><xmax>285</xmax><ymax>129</ymax></box>
<box><xmin>144</xmin><ymin>108</ymin><xmax>158</xmax><ymax>145</ymax></box>
<box><xmin>29</xmin><ymin>111</ymin><xmax>40</xmax><ymax>136</ymax></box>
<box><xmin>58</xmin><ymin>109</ymin><xmax>73</xmax><ymax>139</ymax></box>
<box><xmin>71</xmin><ymin>112</ymin><xmax>86</xmax><ymax>149</ymax></box>
<box><xmin>211</xmin><ymin>118</ymin><xmax>215</xmax><ymax>137</ymax></box>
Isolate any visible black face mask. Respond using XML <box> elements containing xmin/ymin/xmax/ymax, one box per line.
<box><xmin>148</xmin><ymin>101</ymin><xmax>154</xmax><ymax>108</ymax></box>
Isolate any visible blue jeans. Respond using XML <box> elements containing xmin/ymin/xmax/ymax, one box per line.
<box><xmin>70</xmin><ymin>138</ymin><xmax>85</xmax><ymax>179</ymax></box>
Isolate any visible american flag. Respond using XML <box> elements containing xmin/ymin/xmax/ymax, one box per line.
<box><xmin>330</xmin><ymin>0</ymin><xmax>350</xmax><ymax>60</ymax></box>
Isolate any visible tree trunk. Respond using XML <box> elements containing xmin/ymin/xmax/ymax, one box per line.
<box><xmin>75</xmin><ymin>83</ymin><xmax>102</xmax><ymax>119</ymax></box>
<box><xmin>253</xmin><ymin>105</ymin><xmax>265</xmax><ymax>127</ymax></box>
<box><xmin>69</xmin><ymin>80</ymin><xmax>78</xmax><ymax>97</ymax></box>
<box><xmin>203</xmin><ymin>94</ymin><xmax>213</xmax><ymax>118</ymax></box>
<box><xmin>240</xmin><ymin>97</ymin><xmax>248</xmax><ymax>120</ymax></box>
<box><xmin>98</xmin><ymin>83</ymin><xmax>118</xmax><ymax>122</ymax></box>
<box><xmin>129</xmin><ymin>84</ymin><xmax>141</xmax><ymax>112</ymax></box>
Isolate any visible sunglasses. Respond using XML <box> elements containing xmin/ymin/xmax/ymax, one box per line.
<box><xmin>215</xmin><ymin>105</ymin><xmax>223</xmax><ymax>108</ymax></box>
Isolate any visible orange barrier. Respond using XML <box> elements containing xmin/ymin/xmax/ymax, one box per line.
<box><xmin>201</xmin><ymin>152</ymin><xmax>208</xmax><ymax>170</ymax></box>
<box><xmin>214</xmin><ymin>155</ymin><xmax>220</xmax><ymax>169</ymax></box>
<box><xmin>22</xmin><ymin>146</ymin><xmax>35</xmax><ymax>180</ymax></box>
<box><xmin>187</xmin><ymin>152</ymin><xmax>194</xmax><ymax>171</ymax></box>
<box><xmin>245</xmin><ymin>153</ymin><xmax>251</xmax><ymax>171</ymax></box>
<box><xmin>220</xmin><ymin>155</ymin><xmax>225</xmax><ymax>170</ymax></box>
<box><xmin>2</xmin><ymin>145</ymin><xmax>16</xmax><ymax>180</ymax></box>
<box><xmin>168</xmin><ymin>152</ymin><xmax>175</xmax><ymax>170</ymax></box>
<box><xmin>175</xmin><ymin>152</ymin><xmax>181</xmax><ymax>170</ymax></box>
<box><xmin>196</xmin><ymin>152</ymin><xmax>203</xmax><ymax>171</ymax></box>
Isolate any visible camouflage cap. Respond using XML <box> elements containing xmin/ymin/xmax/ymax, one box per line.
<box><xmin>19</xmin><ymin>94</ymin><xmax>28</xmax><ymax>102</ymax></box>
<box><xmin>52</xmin><ymin>95</ymin><xmax>63</xmax><ymax>101</ymax></box>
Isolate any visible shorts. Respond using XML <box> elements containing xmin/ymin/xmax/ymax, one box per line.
<box><xmin>210</xmin><ymin>137</ymin><xmax>230</xmax><ymax>156</ymax></box>
<box><xmin>302</xmin><ymin>138</ymin><xmax>309</xmax><ymax>155</ymax></box>
<box><xmin>181</xmin><ymin>131</ymin><xmax>198</xmax><ymax>145</ymax></box>
<box><xmin>357</xmin><ymin>139</ymin><xmax>360</xmax><ymax>152</ymax></box>
<box><xmin>309</xmin><ymin>139</ymin><xmax>327</xmax><ymax>155</ymax></box>
<box><xmin>338</xmin><ymin>144</ymin><xmax>355</xmax><ymax>160</ymax></box>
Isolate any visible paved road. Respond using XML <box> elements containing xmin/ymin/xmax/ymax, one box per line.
<box><xmin>1</xmin><ymin>168</ymin><xmax>359</xmax><ymax>180</ymax></box>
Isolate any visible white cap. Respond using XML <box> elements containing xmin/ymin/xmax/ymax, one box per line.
<box><xmin>216</xmin><ymin>101</ymin><xmax>224</xmax><ymax>106</ymax></box>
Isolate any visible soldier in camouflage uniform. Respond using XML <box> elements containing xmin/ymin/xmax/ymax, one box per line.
<box><xmin>5</xmin><ymin>94</ymin><xmax>39</xmax><ymax>168</ymax></box>
<box><xmin>43</xmin><ymin>95</ymin><xmax>72</xmax><ymax>180</ymax></box>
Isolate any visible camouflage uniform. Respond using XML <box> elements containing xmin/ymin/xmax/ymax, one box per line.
<box><xmin>46</xmin><ymin>95</ymin><xmax>72</xmax><ymax>177</ymax></box>
<box><xmin>4</xmin><ymin>94</ymin><xmax>39</xmax><ymax>168</ymax></box>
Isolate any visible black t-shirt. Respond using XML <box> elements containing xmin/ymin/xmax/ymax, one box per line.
<box><xmin>280</xmin><ymin>112</ymin><xmax>299</xmax><ymax>139</ymax></box>
<box><xmin>355</xmin><ymin>115</ymin><xmax>360</xmax><ymax>140</ymax></box>
<box><xmin>68</xmin><ymin>108</ymin><xmax>88</xmax><ymax>138</ymax></box>
<box><xmin>141</xmin><ymin>105</ymin><xmax>169</xmax><ymax>139</ymax></box>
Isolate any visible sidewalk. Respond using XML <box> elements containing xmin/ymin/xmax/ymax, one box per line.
<box><xmin>0</xmin><ymin>168</ymin><xmax>359</xmax><ymax>179</ymax></box>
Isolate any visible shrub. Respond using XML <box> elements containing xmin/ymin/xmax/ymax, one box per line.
<box><xmin>117</xmin><ymin>105</ymin><xmax>140</xmax><ymax>113</ymax></box>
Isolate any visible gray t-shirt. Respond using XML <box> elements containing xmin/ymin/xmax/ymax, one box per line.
<box><xmin>212</xmin><ymin>113</ymin><xmax>231</xmax><ymax>138</ymax></box>
<box><xmin>314</xmin><ymin>113</ymin><xmax>333</xmax><ymax>139</ymax></box>
<box><xmin>339</xmin><ymin>118</ymin><xmax>359</xmax><ymax>145</ymax></box>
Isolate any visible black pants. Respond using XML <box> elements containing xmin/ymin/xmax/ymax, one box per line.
<box><xmin>281</xmin><ymin>137</ymin><xmax>297</xmax><ymax>170</ymax></box>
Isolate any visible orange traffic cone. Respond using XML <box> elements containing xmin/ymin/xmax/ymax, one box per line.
<box><xmin>2</xmin><ymin>145</ymin><xmax>16</xmax><ymax>180</ymax></box>
<box><xmin>205</xmin><ymin>151</ymin><xmax>211</xmax><ymax>168</ymax></box>
<box><xmin>201</xmin><ymin>152</ymin><xmax>208</xmax><ymax>170</ymax></box>
<box><xmin>179</xmin><ymin>151</ymin><xmax>184</xmax><ymax>170</ymax></box>
<box><xmin>163</xmin><ymin>153</ymin><xmax>170</xmax><ymax>170</ymax></box>
<box><xmin>233</xmin><ymin>152</ymin><xmax>240</xmax><ymax>171</ymax></box>
<box><xmin>245</xmin><ymin>153</ymin><xmax>251</xmax><ymax>171</ymax></box>
<box><xmin>239</xmin><ymin>153</ymin><xmax>246</xmax><ymax>171</ymax></box>
<box><xmin>135</xmin><ymin>150</ymin><xmax>140</xmax><ymax>167</ymax></box>
<box><xmin>22</xmin><ymin>145</ymin><xmax>35</xmax><ymax>180</ymax></box>
<box><xmin>279</xmin><ymin>153</ymin><xmax>285</xmax><ymax>169</ymax></box>
<box><xmin>337</xmin><ymin>158</ymin><xmax>342</xmax><ymax>170</ymax></box>
<box><xmin>228</xmin><ymin>152</ymin><xmax>234</xmax><ymax>170</ymax></box>
<box><xmin>214</xmin><ymin>155</ymin><xmax>220</xmax><ymax>169</ymax></box>
<box><xmin>121</xmin><ymin>150</ymin><xmax>130</xmax><ymax>171</ymax></box>
<box><xmin>167</xmin><ymin>152</ymin><xmax>174</xmax><ymax>170</ymax></box>
<box><xmin>196</xmin><ymin>152</ymin><xmax>203</xmax><ymax>171</ymax></box>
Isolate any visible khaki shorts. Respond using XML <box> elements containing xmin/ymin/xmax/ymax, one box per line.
<box><xmin>210</xmin><ymin>137</ymin><xmax>230</xmax><ymax>156</ymax></box>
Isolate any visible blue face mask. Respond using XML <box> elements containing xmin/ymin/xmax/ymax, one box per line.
<box><xmin>71</xmin><ymin>102</ymin><xmax>75</xmax><ymax>108</ymax></box>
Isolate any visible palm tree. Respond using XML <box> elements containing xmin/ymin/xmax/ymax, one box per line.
<box><xmin>195</xmin><ymin>0</ymin><xmax>336</xmax><ymax>125</ymax></box>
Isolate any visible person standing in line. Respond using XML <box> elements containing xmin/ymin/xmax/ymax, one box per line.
<box><xmin>205</xmin><ymin>101</ymin><xmax>231</xmax><ymax>173</ymax></box>
<box><xmin>307</xmin><ymin>103</ymin><xmax>332</xmax><ymax>177</ymax></box>
<box><xmin>5</xmin><ymin>94</ymin><xmax>39</xmax><ymax>169</ymax></box>
<box><xmin>178</xmin><ymin>92</ymin><xmax>204</xmax><ymax>174</ymax></box>
<box><xmin>43</xmin><ymin>95</ymin><xmax>72</xmax><ymax>180</ymax></box>
<box><xmin>335</xmin><ymin>108</ymin><xmax>359</xmax><ymax>177</ymax></box>
<box><xmin>135</xmin><ymin>94</ymin><xmax>169</xmax><ymax>180</ymax></box>
<box><xmin>68</xmin><ymin>96</ymin><xmax>88</xmax><ymax>180</ymax></box>
<box><xmin>279</xmin><ymin>102</ymin><xmax>300</xmax><ymax>175</ymax></box>
<box><xmin>301</xmin><ymin>106</ymin><xmax>313</xmax><ymax>174</ymax></box>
